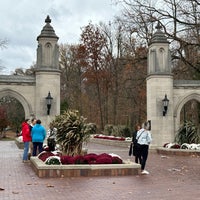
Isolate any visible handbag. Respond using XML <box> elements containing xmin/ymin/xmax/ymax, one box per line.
<box><xmin>132</xmin><ymin>130</ymin><xmax>144</xmax><ymax>156</ymax></box>
<box><xmin>129</xmin><ymin>143</ymin><xmax>133</xmax><ymax>156</ymax></box>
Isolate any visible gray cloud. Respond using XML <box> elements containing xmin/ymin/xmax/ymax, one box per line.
<box><xmin>0</xmin><ymin>0</ymin><xmax>121</xmax><ymax>74</ymax></box>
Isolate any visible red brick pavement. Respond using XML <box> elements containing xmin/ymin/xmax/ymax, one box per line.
<box><xmin>0</xmin><ymin>140</ymin><xmax>199</xmax><ymax>200</ymax></box>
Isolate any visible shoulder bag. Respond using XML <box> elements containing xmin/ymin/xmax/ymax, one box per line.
<box><xmin>133</xmin><ymin>130</ymin><xmax>144</xmax><ymax>156</ymax></box>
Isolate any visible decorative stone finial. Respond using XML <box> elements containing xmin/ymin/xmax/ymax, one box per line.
<box><xmin>37</xmin><ymin>15</ymin><xmax>59</xmax><ymax>41</ymax></box>
<box><xmin>45</xmin><ymin>15</ymin><xmax>51</xmax><ymax>24</ymax></box>
<box><xmin>155</xmin><ymin>21</ymin><xmax>162</xmax><ymax>30</ymax></box>
<box><xmin>149</xmin><ymin>21</ymin><xmax>168</xmax><ymax>45</ymax></box>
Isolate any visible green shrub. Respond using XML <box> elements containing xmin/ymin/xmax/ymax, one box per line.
<box><xmin>175</xmin><ymin>121</ymin><xmax>200</xmax><ymax>144</ymax></box>
<box><xmin>104</xmin><ymin>124</ymin><xmax>113</xmax><ymax>135</ymax></box>
<box><xmin>103</xmin><ymin>124</ymin><xmax>131</xmax><ymax>137</ymax></box>
<box><xmin>51</xmin><ymin>110</ymin><xmax>95</xmax><ymax>156</ymax></box>
<box><xmin>122</xmin><ymin>126</ymin><xmax>131</xmax><ymax>137</ymax></box>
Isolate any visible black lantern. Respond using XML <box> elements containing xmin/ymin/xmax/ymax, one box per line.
<box><xmin>162</xmin><ymin>94</ymin><xmax>169</xmax><ymax>116</ymax></box>
<box><xmin>46</xmin><ymin>91</ymin><xmax>53</xmax><ymax>115</ymax></box>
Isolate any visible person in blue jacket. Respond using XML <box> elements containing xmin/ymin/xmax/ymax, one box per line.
<box><xmin>31</xmin><ymin>119</ymin><xmax>46</xmax><ymax>156</ymax></box>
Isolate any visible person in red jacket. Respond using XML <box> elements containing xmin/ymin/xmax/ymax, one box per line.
<box><xmin>22</xmin><ymin>119</ymin><xmax>32</xmax><ymax>162</ymax></box>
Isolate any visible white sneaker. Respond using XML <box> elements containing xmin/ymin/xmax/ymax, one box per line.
<box><xmin>141</xmin><ymin>170</ymin><xmax>149</xmax><ymax>175</ymax></box>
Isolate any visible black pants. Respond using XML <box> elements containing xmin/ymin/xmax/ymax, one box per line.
<box><xmin>138</xmin><ymin>145</ymin><xmax>149</xmax><ymax>170</ymax></box>
<box><xmin>32</xmin><ymin>142</ymin><xmax>43</xmax><ymax>156</ymax></box>
<box><xmin>135</xmin><ymin>154</ymin><xmax>142</xmax><ymax>164</ymax></box>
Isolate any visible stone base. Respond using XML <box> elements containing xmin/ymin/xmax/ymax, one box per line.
<box><xmin>15</xmin><ymin>138</ymin><xmax>24</xmax><ymax>149</ymax></box>
<box><xmin>30</xmin><ymin>157</ymin><xmax>140</xmax><ymax>178</ymax></box>
<box><xmin>157</xmin><ymin>147</ymin><xmax>200</xmax><ymax>156</ymax></box>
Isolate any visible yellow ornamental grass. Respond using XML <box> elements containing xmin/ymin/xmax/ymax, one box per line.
<box><xmin>51</xmin><ymin>110</ymin><xmax>95</xmax><ymax>156</ymax></box>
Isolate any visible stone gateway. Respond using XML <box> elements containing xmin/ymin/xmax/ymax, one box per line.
<box><xmin>147</xmin><ymin>24</ymin><xmax>200</xmax><ymax>147</ymax></box>
<box><xmin>0</xmin><ymin>16</ymin><xmax>60</xmax><ymax>129</ymax></box>
<box><xmin>0</xmin><ymin>17</ymin><xmax>199</xmax><ymax>146</ymax></box>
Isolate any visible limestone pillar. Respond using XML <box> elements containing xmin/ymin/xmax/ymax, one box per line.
<box><xmin>35</xmin><ymin>16</ymin><xmax>61</xmax><ymax>129</ymax></box>
<box><xmin>146</xmin><ymin>24</ymin><xmax>174</xmax><ymax>147</ymax></box>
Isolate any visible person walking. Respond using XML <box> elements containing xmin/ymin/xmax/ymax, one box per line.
<box><xmin>21</xmin><ymin>119</ymin><xmax>31</xmax><ymax>162</ymax></box>
<box><xmin>31</xmin><ymin>119</ymin><xmax>46</xmax><ymax>156</ymax></box>
<box><xmin>136</xmin><ymin>121</ymin><xmax>152</xmax><ymax>175</ymax></box>
<box><xmin>131</xmin><ymin>124</ymin><xmax>141</xmax><ymax>164</ymax></box>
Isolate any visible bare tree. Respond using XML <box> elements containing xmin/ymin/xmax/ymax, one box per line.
<box><xmin>99</xmin><ymin>20</ymin><xmax>123</xmax><ymax>125</ymax></box>
<box><xmin>99</xmin><ymin>19</ymin><xmax>148</xmax><ymax>127</ymax></box>
<box><xmin>59</xmin><ymin>44</ymin><xmax>83</xmax><ymax>112</ymax></box>
<box><xmin>80</xmin><ymin>23</ymin><xmax>113</xmax><ymax>130</ymax></box>
<box><xmin>116</xmin><ymin>0</ymin><xmax>200</xmax><ymax>78</ymax></box>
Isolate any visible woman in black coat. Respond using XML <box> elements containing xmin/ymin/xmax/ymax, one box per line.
<box><xmin>131</xmin><ymin>124</ymin><xmax>141</xmax><ymax>163</ymax></box>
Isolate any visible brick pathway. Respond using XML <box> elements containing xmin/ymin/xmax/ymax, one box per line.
<box><xmin>0</xmin><ymin>140</ymin><xmax>199</xmax><ymax>200</ymax></box>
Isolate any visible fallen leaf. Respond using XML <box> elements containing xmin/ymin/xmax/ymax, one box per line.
<box><xmin>12</xmin><ymin>191</ymin><xmax>19</xmax><ymax>194</ymax></box>
<box><xmin>46</xmin><ymin>184</ymin><xmax>54</xmax><ymax>188</ymax></box>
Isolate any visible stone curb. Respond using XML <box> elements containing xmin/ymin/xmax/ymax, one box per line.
<box><xmin>157</xmin><ymin>147</ymin><xmax>200</xmax><ymax>156</ymax></box>
<box><xmin>30</xmin><ymin>157</ymin><xmax>141</xmax><ymax>178</ymax></box>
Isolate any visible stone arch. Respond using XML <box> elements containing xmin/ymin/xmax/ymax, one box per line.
<box><xmin>0</xmin><ymin>88</ymin><xmax>33</xmax><ymax>118</ymax></box>
<box><xmin>0</xmin><ymin>16</ymin><xmax>60</xmax><ymax>130</ymax></box>
<box><xmin>174</xmin><ymin>92</ymin><xmax>200</xmax><ymax>134</ymax></box>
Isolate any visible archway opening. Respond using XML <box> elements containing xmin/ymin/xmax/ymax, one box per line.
<box><xmin>180</xmin><ymin>99</ymin><xmax>200</xmax><ymax>125</ymax></box>
<box><xmin>0</xmin><ymin>96</ymin><xmax>25</xmax><ymax>138</ymax></box>
<box><xmin>177</xmin><ymin>99</ymin><xmax>200</xmax><ymax>144</ymax></box>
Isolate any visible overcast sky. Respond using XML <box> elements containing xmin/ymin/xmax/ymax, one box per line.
<box><xmin>0</xmin><ymin>0</ymin><xmax>121</xmax><ymax>75</ymax></box>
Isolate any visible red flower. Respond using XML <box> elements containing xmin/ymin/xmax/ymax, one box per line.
<box><xmin>60</xmin><ymin>156</ymin><xmax>75</xmax><ymax>164</ymax></box>
<box><xmin>111</xmin><ymin>156</ymin><xmax>123</xmax><ymax>164</ymax></box>
<box><xmin>74</xmin><ymin>155</ymin><xmax>89</xmax><ymax>164</ymax></box>
<box><xmin>39</xmin><ymin>152</ymin><xmax>123</xmax><ymax>165</ymax></box>
<box><xmin>84</xmin><ymin>153</ymin><xmax>98</xmax><ymax>164</ymax></box>
<box><xmin>163</xmin><ymin>143</ymin><xmax>169</xmax><ymax>148</ymax></box>
<box><xmin>96</xmin><ymin>153</ymin><xmax>113</xmax><ymax>164</ymax></box>
<box><xmin>38</xmin><ymin>151</ymin><xmax>55</xmax><ymax>162</ymax></box>
<box><xmin>170</xmin><ymin>144</ymin><xmax>180</xmax><ymax>149</ymax></box>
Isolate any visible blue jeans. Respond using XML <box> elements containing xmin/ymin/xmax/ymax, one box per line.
<box><xmin>23</xmin><ymin>142</ymin><xmax>30</xmax><ymax>161</ymax></box>
<box><xmin>32</xmin><ymin>142</ymin><xmax>43</xmax><ymax>156</ymax></box>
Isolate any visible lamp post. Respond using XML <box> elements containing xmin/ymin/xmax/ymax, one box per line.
<box><xmin>46</xmin><ymin>91</ymin><xmax>53</xmax><ymax>115</ymax></box>
<box><xmin>162</xmin><ymin>94</ymin><xmax>169</xmax><ymax>116</ymax></box>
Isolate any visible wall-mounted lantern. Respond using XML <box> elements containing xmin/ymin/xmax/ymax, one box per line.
<box><xmin>162</xmin><ymin>94</ymin><xmax>169</xmax><ymax>116</ymax></box>
<box><xmin>46</xmin><ymin>91</ymin><xmax>53</xmax><ymax>115</ymax></box>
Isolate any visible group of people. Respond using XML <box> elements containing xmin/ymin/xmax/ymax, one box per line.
<box><xmin>131</xmin><ymin>121</ymin><xmax>152</xmax><ymax>175</ymax></box>
<box><xmin>22</xmin><ymin>117</ymin><xmax>151</xmax><ymax>171</ymax></box>
<box><xmin>21</xmin><ymin>118</ymin><xmax>46</xmax><ymax>162</ymax></box>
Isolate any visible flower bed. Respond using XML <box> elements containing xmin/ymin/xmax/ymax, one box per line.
<box><xmin>163</xmin><ymin>143</ymin><xmax>181</xmax><ymax>149</ymax></box>
<box><xmin>157</xmin><ymin>142</ymin><xmax>200</xmax><ymax>156</ymax></box>
<box><xmin>30</xmin><ymin>155</ymin><xmax>140</xmax><ymax>178</ymax></box>
<box><xmin>38</xmin><ymin>151</ymin><xmax>123</xmax><ymax>165</ymax></box>
<box><xmin>29</xmin><ymin>149</ymin><xmax>141</xmax><ymax>177</ymax></box>
<box><xmin>163</xmin><ymin>142</ymin><xmax>200</xmax><ymax>150</ymax></box>
<box><xmin>93</xmin><ymin>134</ymin><xmax>125</xmax><ymax>141</ymax></box>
